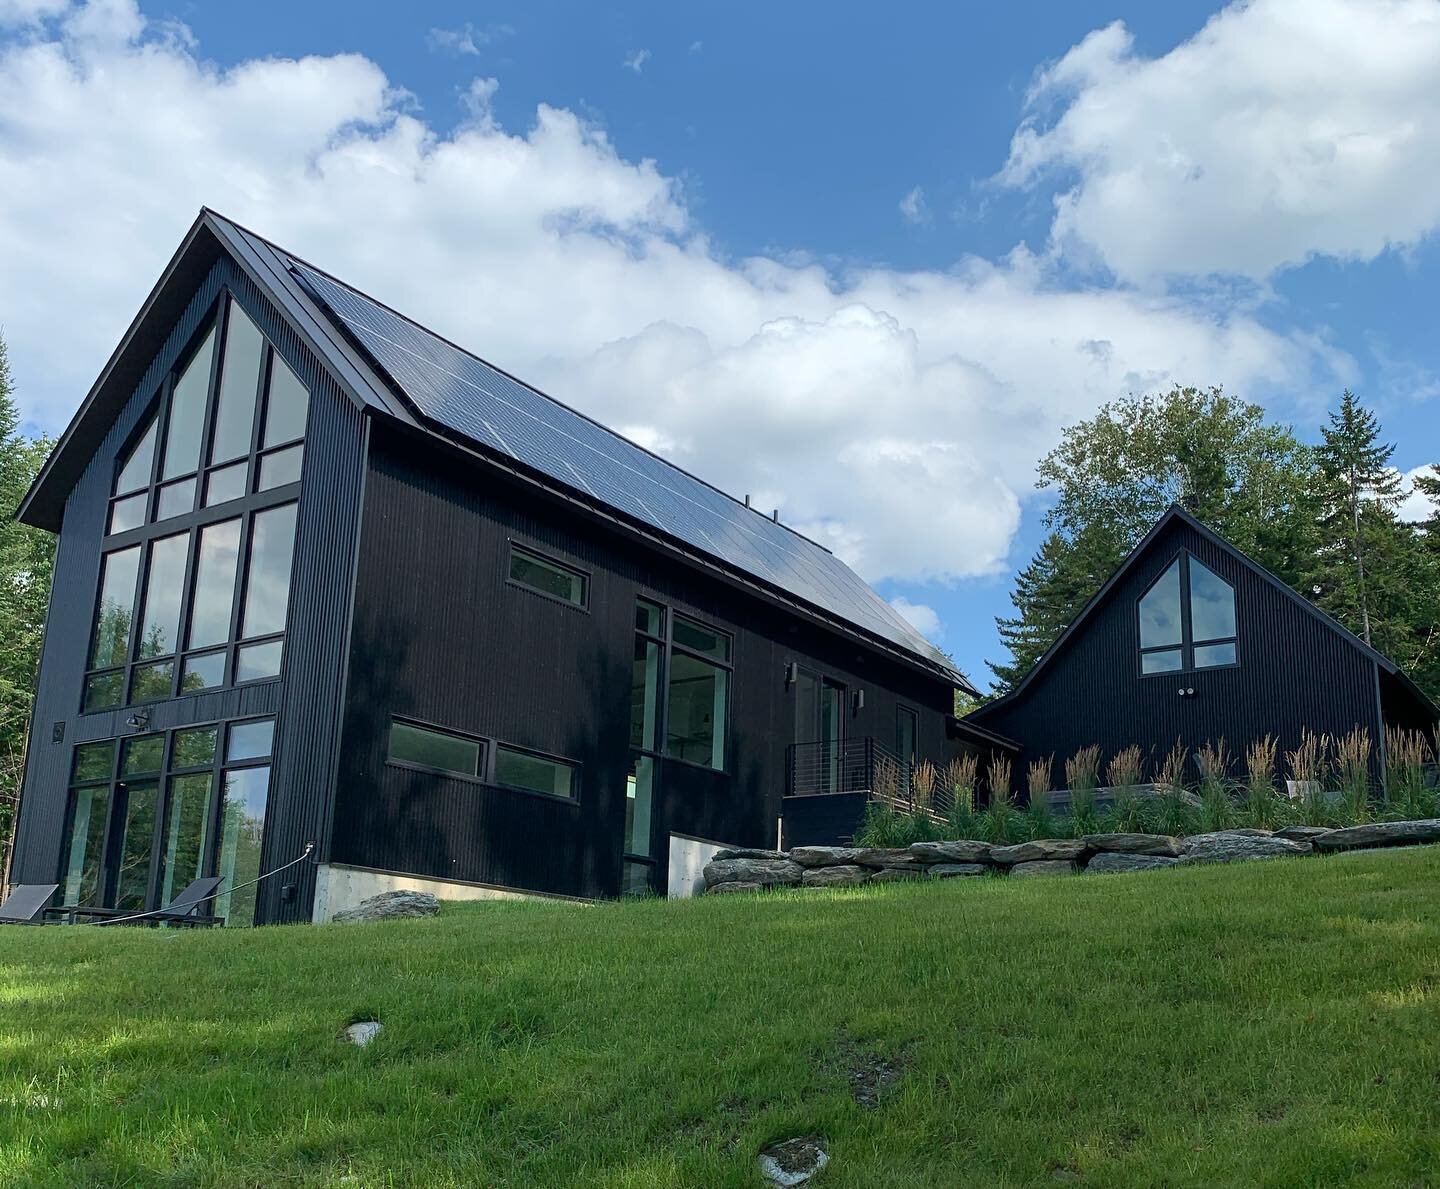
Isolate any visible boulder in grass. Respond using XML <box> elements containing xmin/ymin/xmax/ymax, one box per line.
<box><xmin>928</xmin><ymin>863</ymin><xmax>988</xmax><ymax>878</ymax></box>
<box><xmin>1008</xmin><ymin>859</ymin><xmax>1076</xmax><ymax>877</ymax></box>
<box><xmin>703</xmin><ymin>858</ymin><xmax>803</xmax><ymax>888</ymax></box>
<box><xmin>333</xmin><ymin>890</ymin><xmax>440</xmax><ymax>924</ymax></box>
<box><xmin>1181</xmin><ymin>834</ymin><xmax>1310</xmax><ymax>864</ymax></box>
<box><xmin>1311</xmin><ymin>819</ymin><xmax>1440</xmax><ymax>852</ymax></box>
<box><xmin>909</xmin><ymin>840</ymin><xmax>993</xmax><ymax>864</ymax></box>
<box><xmin>708</xmin><ymin>881</ymin><xmax>764</xmax><ymax>895</ymax></box>
<box><xmin>990</xmin><ymin>838</ymin><xmax>1087</xmax><ymax>865</ymax></box>
<box><xmin>851</xmin><ymin>847</ymin><xmax>925</xmax><ymax>869</ymax></box>
<box><xmin>1274</xmin><ymin>825</ymin><xmax>1335</xmax><ymax>844</ymax></box>
<box><xmin>1086</xmin><ymin>852</ymin><xmax>1180</xmax><ymax>874</ymax></box>
<box><xmin>790</xmin><ymin>845</ymin><xmax>871</xmax><ymax>868</ymax></box>
<box><xmin>802</xmin><ymin>864</ymin><xmax>871</xmax><ymax>887</ymax></box>
<box><xmin>869</xmin><ymin>867</ymin><xmax>925</xmax><ymax>882</ymax></box>
<box><xmin>713</xmin><ymin>846</ymin><xmax>787</xmax><ymax>861</ymax></box>
<box><xmin>1083</xmin><ymin>832</ymin><xmax>1183</xmax><ymax>857</ymax></box>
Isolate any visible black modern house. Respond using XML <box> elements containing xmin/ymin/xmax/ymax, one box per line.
<box><xmin>964</xmin><ymin>505</ymin><xmax>1438</xmax><ymax>789</ymax></box>
<box><xmin>9</xmin><ymin>210</ymin><xmax>976</xmax><ymax>925</ymax></box>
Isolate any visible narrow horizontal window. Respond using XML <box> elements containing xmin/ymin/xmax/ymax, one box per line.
<box><xmin>1193</xmin><ymin>641</ymin><xmax>1237</xmax><ymax>669</ymax></box>
<box><xmin>1141</xmin><ymin>648</ymin><xmax>1183</xmax><ymax>674</ymax></box>
<box><xmin>387</xmin><ymin>719</ymin><xmax>482</xmax><ymax>778</ymax></box>
<box><xmin>494</xmin><ymin>745</ymin><xmax>577</xmax><ymax>800</ymax></box>
<box><xmin>672</xmin><ymin>613</ymin><xmax>731</xmax><ymax>663</ymax></box>
<box><xmin>509</xmin><ymin>544</ymin><xmax>587</xmax><ymax>607</ymax></box>
<box><xmin>226</xmin><ymin>718</ymin><xmax>275</xmax><ymax>763</ymax></box>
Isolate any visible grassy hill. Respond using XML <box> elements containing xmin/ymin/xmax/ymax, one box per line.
<box><xmin>3</xmin><ymin>849</ymin><xmax>1440</xmax><ymax>1187</ymax></box>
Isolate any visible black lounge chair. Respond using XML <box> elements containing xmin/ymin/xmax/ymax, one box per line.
<box><xmin>0</xmin><ymin>883</ymin><xmax>59</xmax><ymax>925</ymax></box>
<box><xmin>65</xmin><ymin>875</ymin><xmax>227</xmax><ymax>927</ymax></box>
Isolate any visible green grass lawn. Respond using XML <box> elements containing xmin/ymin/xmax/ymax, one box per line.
<box><xmin>3</xmin><ymin>850</ymin><xmax>1440</xmax><ymax>1187</ymax></box>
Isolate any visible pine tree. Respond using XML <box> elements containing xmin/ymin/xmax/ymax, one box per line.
<box><xmin>0</xmin><ymin>335</ymin><xmax>56</xmax><ymax>888</ymax></box>
<box><xmin>1311</xmin><ymin>391</ymin><xmax>1402</xmax><ymax>647</ymax></box>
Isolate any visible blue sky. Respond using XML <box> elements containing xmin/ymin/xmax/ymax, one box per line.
<box><xmin>1</xmin><ymin>0</ymin><xmax>1438</xmax><ymax>688</ymax></box>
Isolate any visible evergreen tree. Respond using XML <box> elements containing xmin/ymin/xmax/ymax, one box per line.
<box><xmin>0</xmin><ymin>335</ymin><xmax>55</xmax><ymax>886</ymax></box>
<box><xmin>988</xmin><ymin>386</ymin><xmax>1318</xmax><ymax>693</ymax></box>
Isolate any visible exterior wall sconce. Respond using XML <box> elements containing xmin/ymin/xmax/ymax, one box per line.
<box><xmin>1177</xmin><ymin>687</ymin><xmax>1196</xmax><ymax>699</ymax></box>
<box><xmin>852</xmin><ymin>689</ymin><xmax>865</xmax><ymax>713</ymax></box>
<box><xmin>785</xmin><ymin>661</ymin><xmax>798</xmax><ymax>687</ymax></box>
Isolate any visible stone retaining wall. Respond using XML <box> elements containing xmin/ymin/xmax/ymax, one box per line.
<box><xmin>701</xmin><ymin>819</ymin><xmax>1440</xmax><ymax>893</ymax></box>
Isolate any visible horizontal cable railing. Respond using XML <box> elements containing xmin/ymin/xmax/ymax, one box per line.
<box><xmin>786</xmin><ymin>738</ymin><xmax>950</xmax><ymax>819</ymax></box>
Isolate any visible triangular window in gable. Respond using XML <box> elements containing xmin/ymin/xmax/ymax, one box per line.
<box><xmin>1137</xmin><ymin>552</ymin><xmax>1238</xmax><ymax>676</ymax></box>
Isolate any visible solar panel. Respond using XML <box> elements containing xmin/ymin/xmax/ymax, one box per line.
<box><xmin>289</xmin><ymin>262</ymin><xmax>961</xmax><ymax>681</ymax></box>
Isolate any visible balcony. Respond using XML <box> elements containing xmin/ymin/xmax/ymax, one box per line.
<box><xmin>783</xmin><ymin>738</ymin><xmax>948</xmax><ymax>847</ymax></box>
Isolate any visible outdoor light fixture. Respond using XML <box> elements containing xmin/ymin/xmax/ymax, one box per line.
<box><xmin>125</xmin><ymin>710</ymin><xmax>151</xmax><ymax>730</ymax></box>
<box><xmin>853</xmin><ymin>689</ymin><xmax>866</xmax><ymax>713</ymax></box>
<box><xmin>785</xmin><ymin>661</ymin><xmax>798</xmax><ymax>686</ymax></box>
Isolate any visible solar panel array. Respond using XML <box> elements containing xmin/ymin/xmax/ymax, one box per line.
<box><xmin>291</xmin><ymin>262</ymin><xmax>961</xmax><ymax>680</ymax></box>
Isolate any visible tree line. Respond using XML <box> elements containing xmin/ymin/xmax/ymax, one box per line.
<box><xmin>990</xmin><ymin>386</ymin><xmax>1440</xmax><ymax>703</ymax></box>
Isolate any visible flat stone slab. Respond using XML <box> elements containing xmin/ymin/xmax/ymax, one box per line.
<box><xmin>909</xmin><ymin>840</ymin><xmax>993</xmax><ymax>864</ymax></box>
<box><xmin>1008</xmin><ymin>859</ymin><xmax>1076</xmax><ymax>877</ymax></box>
<box><xmin>851</xmin><ymin>847</ymin><xmax>926</xmax><ymax>869</ymax></box>
<box><xmin>758</xmin><ymin>1136</ymin><xmax>829</xmax><ymax>1186</ymax></box>
<box><xmin>790</xmin><ymin>846</ymin><xmax>871</xmax><ymax>868</ymax></box>
<box><xmin>991</xmin><ymin>838</ymin><xmax>1088</xmax><ymax>865</ymax></box>
<box><xmin>707</xmin><ymin>880</ymin><xmax>763</xmax><ymax>894</ymax></box>
<box><xmin>870</xmin><ymin>867</ymin><xmax>925</xmax><ymax>882</ymax></box>
<box><xmin>1086</xmin><ymin>852</ymin><xmax>1181</xmax><ymax>874</ymax></box>
<box><xmin>928</xmin><ymin>862</ymin><xmax>988</xmax><ymax>878</ymax></box>
<box><xmin>713</xmin><ymin>846</ymin><xmax>787</xmax><ymax>861</ymax></box>
<box><xmin>703</xmin><ymin>857</ymin><xmax>803</xmax><ymax>888</ymax></box>
<box><xmin>1274</xmin><ymin>825</ymin><xmax>1335</xmax><ymax>843</ymax></box>
<box><xmin>1312</xmin><ymin>819</ymin><xmax>1440</xmax><ymax>851</ymax></box>
<box><xmin>1181</xmin><ymin>834</ymin><xmax>1310</xmax><ymax>864</ymax></box>
<box><xmin>802</xmin><ymin>864</ymin><xmax>871</xmax><ymax>887</ymax></box>
<box><xmin>333</xmin><ymin>891</ymin><xmax>440</xmax><ymax>924</ymax></box>
<box><xmin>1084</xmin><ymin>832</ymin><xmax>1183</xmax><ymax>857</ymax></box>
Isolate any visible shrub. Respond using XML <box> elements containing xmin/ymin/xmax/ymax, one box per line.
<box><xmin>1153</xmin><ymin>741</ymin><xmax>1197</xmax><ymax>837</ymax></box>
<box><xmin>942</xmin><ymin>754</ymin><xmax>979</xmax><ymax>838</ymax></box>
<box><xmin>853</xmin><ymin>801</ymin><xmax>943</xmax><ymax>847</ymax></box>
<box><xmin>1025</xmin><ymin>754</ymin><xmax>1057</xmax><ymax>840</ymax></box>
<box><xmin>1106</xmin><ymin>745</ymin><xmax>1148</xmax><ymax>833</ymax></box>
<box><xmin>1384</xmin><ymin>727</ymin><xmax>1436</xmax><ymax>820</ymax></box>
<box><xmin>1242</xmin><ymin>735</ymin><xmax>1287</xmax><ymax>830</ymax></box>
<box><xmin>1334</xmin><ymin>727</ymin><xmax>1372</xmax><ymax>823</ymax></box>
<box><xmin>1286</xmin><ymin>730</ymin><xmax>1330</xmax><ymax>827</ymax></box>
<box><xmin>980</xmin><ymin>754</ymin><xmax>1018</xmax><ymax>844</ymax></box>
<box><xmin>1065</xmin><ymin>744</ymin><xmax>1102</xmax><ymax>836</ymax></box>
<box><xmin>1196</xmin><ymin>739</ymin><xmax>1235</xmax><ymax>832</ymax></box>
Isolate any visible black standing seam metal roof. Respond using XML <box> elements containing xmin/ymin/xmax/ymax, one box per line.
<box><xmin>966</xmin><ymin>503</ymin><xmax>1439</xmax><ymax>724</ymax></box>
<box><xmin>21</xmin><ymin>208</ymin><xmax>969</xmax><ymax>690</ymax></box>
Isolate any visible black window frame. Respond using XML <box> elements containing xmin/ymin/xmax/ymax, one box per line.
<box><xmin>56</xmin><ymin>714</ymin><xmax>276</xmax><ymax>923</ymax></box>
<box><xmin>81</xmin><ymin>289</ymin><xmax>307</xmax><ymax>715</ymax></box>
<box><xmin>505</xmin><ymin>539</ymin><xmax>590</xmax><ymax>611</ymax></box>
<box><xmin>1136</xmin><ymin>550</ymin><xmax>1240</xmax><ymax>678</ymax></box>
<box><xmin>383</xmin><ymin>716</ymin><xmax>581</xmax><ymax>804</ymax></box>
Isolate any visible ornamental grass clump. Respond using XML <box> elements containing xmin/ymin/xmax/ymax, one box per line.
<box><xmin>1153</xmin><ymin>741</ymin><xmax>1196</xmax><ymax>837</ymax></box>
<box><xmin>1243</xmin><ymin>735</ymin><xmax>1287</xmax><ymax>830</ymax></box>
<box><xmin>1106</xmin><ymin>745</ymin><xmax>1148</xmax><ymax>833</ymax></box>
<box><xmin>1335</xmin><ymin>727</ymin><xmax>1373</xmax><ymax>824</ymax></box>
<box><xmin>1384</xmin><ymin>726</ymin><xmax>1436</xmax><ymax>820</ymax></box>
<box><xmin>911</xmin><ymin>759</ymin><xmax>938</xmax><ymax>814</ymax></box>
<box><xmin>1196</xmin><ymin>739</ymin><xmax>1235</xmax><ymax>832</ymax></box>
<box><xmin>1065</xmin><ymin>744</ymin><xmax>1102</xmax><ymax>836</ymax></box>
<box><xmin>942</xmin><ymin>754</ymin><xmax>979</xmax><ymax>838</ymax></box>
<box><xmin>1287</xmin><ymin>730</ymin><xmax>1330</xmax><ymax>826</ymax></box>
<box><xmin>980</xmin><ymin>754</ymin><xmax>1018</xmax><ymax>844</ymax></box>
<box><xmin>1025</xmin><ymin>754</ymin><xmax>1057</xmax><ymax>840</ymax></box>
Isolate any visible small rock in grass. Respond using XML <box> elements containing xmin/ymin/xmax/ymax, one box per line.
<box><xmin>333</xmin><ymin>891</ymin><xmax>440</xmax><ymax>924</ymax></box>
<box><xmin>1008</xmin><ymin>859</ymin><xmax>1076</xmax><ymax>877</ymax></box>
<box><xmin>1086</xmin><ymin>852</ymin><xmax>1180</xmax><ymax>874</ymax></box>
<box><xmin>802</xmin><ymin>864</ymin><xmax>871</xmax><ymax>887</ymax></box>
<box><xmin>759</xmin><ymin>1136</ymin><xmax>829</xmax><ymax>1186</ymax></box>
<box><xmin>344</xmin><ymin>1021</ymin><xmax>383</xmax><ymax>1046</ymax></box>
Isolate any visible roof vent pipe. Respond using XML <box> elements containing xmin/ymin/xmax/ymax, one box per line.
<box><xmin>744</xmin><ymin>494</ymin><xmax>751</xmax><ymax>507</ymax></box>
<box><xmin>772</xmin><ymin>509</ymin><xmax>779</xmax><ymax>522</ymax></box>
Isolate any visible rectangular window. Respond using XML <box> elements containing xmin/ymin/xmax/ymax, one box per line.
<box><xmin>494</xmin><ymin>745</ymin><xmax>577</xmax><ymax>799</ymax></box>
<box><xmin>666</xmin><ymin>651</ymin><xmax>728</xmax><ymax>769</ymax></box>
<box><xmin>387</xmin><ymin>719</ymin><xmax>483</xmax><ymax>778</ymax></box>
<box><xmin>630</xmin><ymin>637</ymin><xmax>662</xmax><ymax>750</ymax></box>
<box><xmin>136</xmin><ymin>532</ymin><xmax>189</xmax><ymax>660</ymax></box>
<box><xmin>187</xmin><ymin>519</ymin><xmax>241</xmax><ymax>649</ymax></box>
<box><xmin>89</xmin><ymin>546</ymin><xmax>141</xmax><ymax>670</ymax></box>
<box><xmin>508</xmin><ymin>543</ymin><xmax>588</xmax><ymax>607</ymax></box>
<box><xmin>241</xmin><ymin>503</ymin><xmax>298</xmax><ymax>639</ymax></box>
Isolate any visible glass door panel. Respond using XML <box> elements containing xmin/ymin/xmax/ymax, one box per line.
<box><xmin>157</xmin><ymin>773</ymin><xmax>214</xmax><ymax>907</ymax></box>
<box><xmin>113</xmin><ymin>781</ymin><xmax>159</xmax><ymax>911</ymax></box>
<box><xmin>215</xmin><ymin>766</ymin><xmax>270</xmax><ymax>926</ymax></box>
<box><xmin>61</xmin><ymin>787</ymin><xmax>111</xmax><ymax>907</ymax></box>
<box><xmin>820</xmin><ymin>680</ymin><xmax>845</xmax><ymax>792</ymax></box>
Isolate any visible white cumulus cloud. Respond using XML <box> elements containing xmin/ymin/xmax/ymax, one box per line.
<box><xmin>898</xmin><ymin>185</ymin><xmax>929</xmax><ymax>225</ymax></box>
<box><xmin>0</xmin><ymin>0</ymin><xmax>1343</xmax><ymax>590</ymax></box>
<box><xmin>1001</xmin><ymin>0</ymin><xmax>1440</xmax><ymax>283</ymax></box>
<box><xmin>889</xmin><ymin>597</ymin><xmax>942</xmax><ymax>641</ymax></box>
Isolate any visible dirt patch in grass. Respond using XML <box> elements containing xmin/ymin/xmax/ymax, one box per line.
<box><xmin>831</xmin><ymin>1036</ymin><xmax>908</xmax><ymax>1110</ymax></box>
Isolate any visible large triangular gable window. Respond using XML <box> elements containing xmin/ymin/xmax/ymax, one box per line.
<box><xmin>1137</xmin><ymin>552</ymin><xmax>1237</xmax><ymax>676</ymax></box>
<box><xmin>82</xmin><ymin>294</ymin><xmax>309</xmax><ymax>713</ymax></box>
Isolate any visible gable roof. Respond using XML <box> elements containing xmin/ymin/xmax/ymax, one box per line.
<box><xmin>968</xmin><ymin>503</ymin><xmax>1438</xmax><ymax>723</ymax></box>
<box><xmin>20</xmin><ymin>209</ymin><xmax>969</xmax><ymax>691</ymax></box>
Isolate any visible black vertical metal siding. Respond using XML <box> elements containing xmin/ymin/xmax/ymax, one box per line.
<box><xmin>10</xmin><ymin>259</ymin><xmax>365</xmax><ymax>924</ymax></box>
<box><xmin>333</xmin><ymin>432</ymin><xmax>954</xmax><ymax>898</ymax></box>
<box><xmin>971</xmin><ymin>519</ymin><xmax>1385</xmax><ymax>785</ymax></box>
